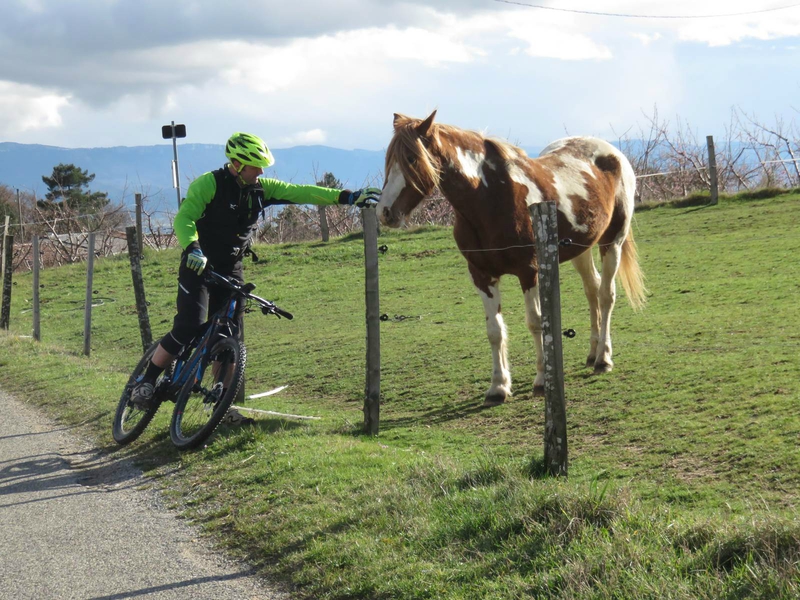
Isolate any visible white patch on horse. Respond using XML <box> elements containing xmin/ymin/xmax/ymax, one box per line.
<box><xmin>380</xmin><ymin>162</ymin><xmax>406</xmax><ymax>209</ymax></box>
<box><xmin>548</xmin><ymin>155</ymin><xmax>595</xmax><ymax>233</ymax></box>
<box><xmin>539</xmin><ymin>138</ymin><xmax>568</xmax><ymax>155</ymax></box>
<box><xmin>453</xmin><ymin>147</ymin><xmax>487</xmax><ymax>186</ymax></box>
<box><xmin>508</xmin><ymin>163</ymin><xmax>543</xmax><ymax>206</ymax></box>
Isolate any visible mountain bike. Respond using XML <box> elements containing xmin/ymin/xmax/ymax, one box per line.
<box><xmin>112</xmin><ymin>269</ymin><xmax>293</xmax><ymax>450</ymax></box>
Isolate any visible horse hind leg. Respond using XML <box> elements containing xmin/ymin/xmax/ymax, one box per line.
<box><xmin>474</xmin><ymin>278</ymin><xmax>512</xmax><ymax>407</ymax></box>
<box><xmin>594</xmin><ymin>242</ymin><xmax>623</xmax><ymax>374</ymax></box>
<box><xmin>523</xmin><ymin>285</ymin><xmax>545</xmax><ymax>397</ymax></box>
<box><xmin>571</xmin><ymin>249</ymin><xmax>602</xmax><ymax>368</ymax></box>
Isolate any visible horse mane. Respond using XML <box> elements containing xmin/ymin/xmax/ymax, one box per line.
<box><xmin>386</xmin><ymin>116</ymin><xmax>443</xmax><ymax>193</ymax></box>
<box><xmin>387</xmin><ymin>115</ymin><xmax>528</xmax><ymax>193</ymax></box>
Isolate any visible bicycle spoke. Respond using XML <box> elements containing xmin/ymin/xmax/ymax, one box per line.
<box><xmin>112</xmin><ymin>341</ymin><xmax>164</xmax><ymax>445</ymax></box>
<box><xmin>170</xmin><ymin>337</ymin><xmax>245</xmax><ymax>450</ymax></box>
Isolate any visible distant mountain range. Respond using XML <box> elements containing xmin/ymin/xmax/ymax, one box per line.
<box><xmin>0</xmin><ymin>142</ymin><xmax>391</xmax><ymax>214</ymax></box>
<box><xmin>0</xmin><ymin>140</ymin><xmax>545</xmax><ymax>216</ymax></box>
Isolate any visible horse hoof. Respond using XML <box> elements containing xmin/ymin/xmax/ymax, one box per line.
<box><xmin>533</xmin><ymin>385</ymin><xmax>545</xmax><ymax>397</ymax></box>
<box><xmin>585</xmin><ymin>357</ymin><xmax>596</xmax><ymax>368</ymax></box>
<box><xmin>593</xmin><ymin>362</ymin><xmax>613</xmax><ymax>375</ymax></box>
<box><xmin>483</xmin><ymin>394</ymin><xmax>506</xmax><ymax>407</ymax></box>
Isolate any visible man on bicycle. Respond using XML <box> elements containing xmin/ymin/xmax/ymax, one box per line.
<box><xmin>130</xmin><ymin>131</ymin><xmax>380</xmax><ymax>419</ymax></box>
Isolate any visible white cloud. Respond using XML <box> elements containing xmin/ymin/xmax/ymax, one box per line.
<box><xmin>0</xmin><ymin>81</ymin><xmax>70</xmax><ymax>135</ymax></box>
<box><xmin>593</xmin><ymin>0</ymin><xmax>800</xmax><ymax>47</ymax></box>
<box><xmin>18</xmin><ymin>0</ymin><xmax>47</xmax><ymax>12</ymax></box>
<box><xmin>632</xmin><ymin>32</ymin><xmax>662</xmax><ymax>46</ymax></box>
<box><xmin>677</xmin><ymin>15</ymin><xmax>800</xmax><ymax>47</ymax></box>
<box><xmin>503</xmin><ymin>14</ymin><xmax>613</xmax><ymax>60</ymax></box>
<box><xmin>220</xmin><ymin>25</ymin><xmax>483</xmax><ymax>95</ymax></box>
<box><xmin>279</xmin><ymin>129</ymin><xmax>327</xmax><ymax>146</ymax></box>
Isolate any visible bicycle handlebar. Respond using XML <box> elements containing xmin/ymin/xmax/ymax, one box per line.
<box><xmin>204</xmin><ymin>269</ymin><xmax>294</xmax><ymax>320</ymax></box>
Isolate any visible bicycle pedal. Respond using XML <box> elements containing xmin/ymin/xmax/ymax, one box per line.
<box><xmin>204</xmin><ymin>382</ymin><xmax>225</xmax><ymax>404</ymax></box>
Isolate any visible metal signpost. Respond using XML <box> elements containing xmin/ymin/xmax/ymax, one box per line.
<box><xmin>161</xmin><ymin>122</ymin><xmax>187</xmax><ymax>209</ymax></box>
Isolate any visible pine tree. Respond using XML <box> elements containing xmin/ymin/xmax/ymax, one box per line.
<box><xmin>39</xmin><ymin>163</ymin><xmax>109</xmax><ymax>213</ymax></box>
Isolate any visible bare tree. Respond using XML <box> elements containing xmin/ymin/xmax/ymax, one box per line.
<box><xmin>137</xmin><ymin>191</ymin><xmax>178</xmax><ymax>250</ymax></box>
<box><xmin>614</xmin><ymin>105</ymin><xmax>799</xmax><ymax>203</ymax></box>
<box><xmin>732</xmin><ymin>108</ymin><xmax>800</xmax><ymax>189</ymax></box>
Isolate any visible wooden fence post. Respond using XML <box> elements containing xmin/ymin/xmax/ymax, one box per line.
<box><xmin>17</xmin><ymin>189</ymin><xmax>24</xmax><ymax>240</ymax></box>
<box><xmin>362</xmin><ymin>207</ymin><xmax>380</xmax><ymax>435</ymax></box>
<box><xmin>126</xmin><ymin>226</ymin><xmax>152</xmax><ymax>351</ymax></box>
<box><xmin>318</xmin><ymin>206</ymin><xmax>330</xmax><ymax>242</ymax></box>
<box><xmin>135</xmin><ymin>193</ymin><xmax>144</xmax><ymax>255</ymax></box>
<box><xmin>32</xmin><ymin>235</ymin><xmax>40</xmax><ymax>341</ymax></box>
<box><xmin>83</xmin><ymin>232</ymin><xmax>96</xmax><ymax>356</ymax></box>
<box><xmin>530</xmin><ymin>202</ymin><xmax>568</xmax><ymax>477</ymax></box>
<box><xmin>1</xmin><ymin>234</ymin><xmax>13</xmax><ymax>330</ymax></box>
<box><xmin>706</xmin><ymin>135</ymin><xmax>719</xmax><ymax>206</ymax></box>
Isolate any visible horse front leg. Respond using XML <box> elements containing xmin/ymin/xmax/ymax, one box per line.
<box><xmin>471</xmin><ymin>273</ymin><xmax>511</xmax><ymax>407</ymax></box>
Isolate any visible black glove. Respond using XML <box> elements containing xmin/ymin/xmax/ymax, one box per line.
<box><xmin>340</xmin><ymin>187</ymin><xmax>382</xmax><ymax>208</ymax></box>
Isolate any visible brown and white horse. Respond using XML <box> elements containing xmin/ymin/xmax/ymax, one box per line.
<box><xmin>377</xmin><ymin>110</ymin><xmax>647</xmax><ymax>406</ymax></box>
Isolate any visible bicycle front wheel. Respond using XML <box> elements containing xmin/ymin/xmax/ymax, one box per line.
<box><xmin>113</xmin><ymin>341</ymin><xmax>164</xmax><ymax>445</ymax></box>
<box><xmin>169</xmin><ymin>337</ymin><xmax>246</xmax><ymax>450</ymax></box>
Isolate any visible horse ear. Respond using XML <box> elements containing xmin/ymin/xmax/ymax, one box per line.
<box><xmin>393</xmin><ymin>113</ymin><xmax>408</xmax><ymax>129</ymax></box>
<box><xmin>416</xmin><ymin>110</ymin><xmax>437</xmax><ymax>137</ymax></box>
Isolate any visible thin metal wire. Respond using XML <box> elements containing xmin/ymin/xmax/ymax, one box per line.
<box><xmin>491</xmin><ymin>0</ymin><xmax>800</xmax><ymax>19</ymax></box>
<box><xmin>761</xmin><ymin>158</ymin><xmax>800</xmax><ymax>165</ymax></box>
<box><xmin>637</xmin><ymin>169</ymin><xmax>702</xmax><ymax>179</ymax></box>
<box><xmin>5</xmin><ymin>208</ymin><xmax>176</xmax><ymax>230</ymax></box>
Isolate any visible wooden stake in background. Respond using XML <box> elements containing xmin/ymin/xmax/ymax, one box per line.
<box><xmin>318</xmin><ymin>206</ymin><xmax>330</xmax><ymax>242</ymax></box>
<box><xmin>32</xmin><ymin>235</ymin><xmax>40</xmax><ymax>341</ymax></box>
<box><xmin>135</xmin><ymin>193</ymin><xmax>144</xmax><ymax>255</ymax></box>
<box><xmin>83</xmin><ymin>232</ymin><xmax>96</xmax><ymax>356</ymax></box>
<box><xmin>707</xmin><ymin>135</ymin><xmax>719</xmax><ymax>206</ymax></box>
<box><xmin>126</xmin><ymin>226</ymin><xmax>152</xmax><ymax>351</ymax></box>
<box><xmin>1</xmin><ymin>233</ymin><xmax>13</xmax><ymax>330</ymax></box>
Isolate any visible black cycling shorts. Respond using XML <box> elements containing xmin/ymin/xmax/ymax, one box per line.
<box><xmin>160</xmin><ymin>254</ymin><xmax>244</xmax><ymax>356</ymax></box>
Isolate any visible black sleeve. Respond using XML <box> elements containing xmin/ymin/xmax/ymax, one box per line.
<box><xmin>337</xmin><ymin>190</ymin><xmax>354</xmax><ymax>205</ymax></box>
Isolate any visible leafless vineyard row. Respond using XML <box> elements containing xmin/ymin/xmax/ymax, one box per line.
<box><xmin>618</xmin><ymin>106</ymin><xmax>800</xmax><ymax>203</ymax></box>
<box><xmin>2</xmin><ymin>107</ymin><xmax>798</xmax><ymax>271</ymax></box>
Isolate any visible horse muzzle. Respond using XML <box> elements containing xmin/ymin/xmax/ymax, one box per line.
<box><xmin>378</xmin><ymin>205</ymin><xmax>404</xmax><ymax>228</ymax></box>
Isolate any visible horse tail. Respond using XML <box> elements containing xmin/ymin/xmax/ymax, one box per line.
<box><xmin>618</xmin><ymin>228</ymin><xmax>647</xmax><ymax>311</ymax></box>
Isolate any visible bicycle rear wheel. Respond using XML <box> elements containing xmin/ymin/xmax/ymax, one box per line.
<box><xmin>113</xmin><ymin>341</ymin><xmax>166</xmax><ymax>445</ymax></box>
<box><xmin>169</xmin><ymin>337</ymin><xmax>246</xmax><ymax>450</ymax></box>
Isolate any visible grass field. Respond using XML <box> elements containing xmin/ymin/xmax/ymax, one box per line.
<box><xmin>2</xmin><ymin>190</ymin><xmax>800</xmax><ymax>598</ymax></box>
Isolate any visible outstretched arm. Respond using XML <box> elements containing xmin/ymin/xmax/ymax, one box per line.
<box><xmin>259</xmin><ymin>179</ymin><xmax>381</xmax><ymax>207</ymax></box>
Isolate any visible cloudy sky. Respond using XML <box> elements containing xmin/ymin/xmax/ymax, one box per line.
<box><xmin>1</xmin><ymin>0</ymin><xmax>799</xmax><ymax>151</ymax></box>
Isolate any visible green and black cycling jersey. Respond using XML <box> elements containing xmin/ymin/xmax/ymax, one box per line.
<box><xmin>174</xmin><ymin>165</ymin><xmax>349</xmax><ymax>267</ymax></box>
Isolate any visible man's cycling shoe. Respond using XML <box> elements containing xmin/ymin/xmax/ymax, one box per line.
<box><xmin>130</xmin><ymin>382</ymin><xmax>155</xmax><ymax>410</ymax></box>
<box><xmin>222</xmin><ymin>408</ymin><xmax>255</xmax><ymax>426</ymax></box>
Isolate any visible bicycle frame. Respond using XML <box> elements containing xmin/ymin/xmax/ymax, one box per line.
<box><xmin>156</xmin><ymin>289</ymin><xmax>242</xmax><ymax>403</ymax></box>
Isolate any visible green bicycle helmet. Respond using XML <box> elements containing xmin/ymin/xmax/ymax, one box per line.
<box><xmin>225</xmin><ymin>132</ymin><xmax>275</xmax><ymax>170</ymax></box>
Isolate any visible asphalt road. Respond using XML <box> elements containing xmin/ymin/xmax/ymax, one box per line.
<box><xmin>0</xmin><ymin>388</ymin><xmax>290</xmax><ymax>600</ymax></box>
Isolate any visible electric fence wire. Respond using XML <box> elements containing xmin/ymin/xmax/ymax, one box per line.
<box><xmin>490</xmin><ymin>0</ymin><xmax>800</xmax><ymax>19</ymax></box>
